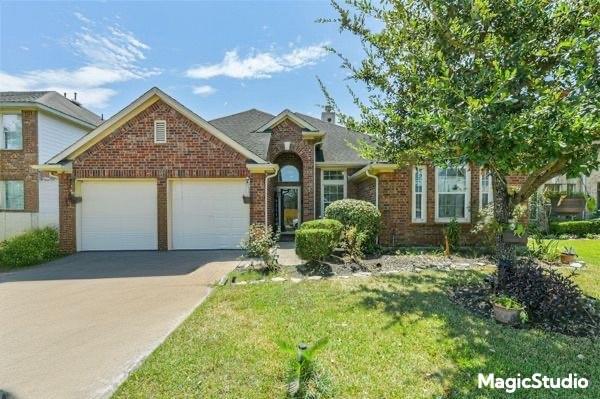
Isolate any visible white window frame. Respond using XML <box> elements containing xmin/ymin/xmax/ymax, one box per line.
<box><xmin>0</xmin><ymin>180</ymin><xmax>25</xmax><ymax>210</ymax></box>
<box><xmin>1</xmin><ymin>112</ymin><xmax>23</xmax><ymax>150</ymax></box>
<box><xmin>479</xmin><ymin>168</ymin><xmax>493</xmax><ymax>209</ymax></box>
<box><xmin>321</xmin><ymin>169</ymin><xmax>347</xmax><ymax>216</ymax></box>
<box><xmin>435</xmin><ymin>165</ymin><xmax>471</xmax><ymax>223</ymax></box>
<box><xmin>154</xmin><ymin>120</ymin><xmax>167</xmax><ymax>144</ymax></box>
<box><xmin>411</xmin><ymin>165</ymin><xmax>427</xmax><ymax>223</ymax></box>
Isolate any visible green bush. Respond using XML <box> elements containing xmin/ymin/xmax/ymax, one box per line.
<box><xmin>295</xmin><ymin>229</ymin><xmax>334</xmax><ymax>262</ymax></box>
<box><xmin>324</xmin><ymin>199</ymin><xmax>381</xmax><ymax>253</ymax></box>
<box><xmin>549</xmin><ymin>219</ymin><xmax>600</xmax><ymax>237</ymax></box>
<box><xmin>240</xmin><ymin>224</ymin><xmax>280</xmax><ymax>271</ymax></box>
<box><xmin>298</xmin><ymin>219</ymin><xmax>343</xmax><ymax>246</ymax></box>
<box><xmin>0</xmin><ymin>227</ymin><xmax>62</xmax><ymax>269</ymax></box>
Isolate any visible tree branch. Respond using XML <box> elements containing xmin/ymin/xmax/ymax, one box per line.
<box><xmin>514</xmin><ymin>159</ymin><xmax>568</xmax><ymax>203</ymax></box>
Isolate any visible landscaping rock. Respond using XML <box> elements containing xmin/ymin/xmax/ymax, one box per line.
<box><xmin>290</xmin><ymin>277</ymin><xmax>303</xmax><ymax>283</ymax></box>
<box><xmin>271</xmin><ymin>277</ymin><xmax>286</xmax><ymax>282</ymax></box>
<box><xmin>307</xmin><ymin>276</ymin><xmax>322</xmax><ymax>280</ymax></box>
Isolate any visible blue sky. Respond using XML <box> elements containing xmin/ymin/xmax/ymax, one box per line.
<box><xmin>1</xmin><ymin>1</ymin><xmax>366</xmax><ymax>120</ymax></box>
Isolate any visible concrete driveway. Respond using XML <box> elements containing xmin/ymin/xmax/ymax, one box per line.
<box><xmin>0</xmin><ymin>251</ymin><xmax>241</xmax><ymax>399</ymax></box>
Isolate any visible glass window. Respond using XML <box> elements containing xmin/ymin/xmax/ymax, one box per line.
<box><xmin>567</xmin><ymin>184</ymin><xmax>576</xmax><ymax>195</ymax></box>
<box><xmin>436</xmin><ymin>166</ymin><xmax>470</xmax><ymax>221</ymax></box>
<box><xmin>545</xmin><ymin>184</ymin><xmax>561</xmax><ymax>193</ymax></box>
<box><xmin>321</xmin><ymin>170</ymin><xmax>345</xmax><ymax>212</ymax></box>
<box><xmin>480</xmin><ymin>169</ymin><xmax>493</xmax><ymax>209</ymax></box>
<box><xmin>0</xmin><ymin>181</ymin><xmax>25</xmax><ymax>210</ymax></box>
<box><xmin>1</xmin><ymin>114</ymin><xmax>23</xmax><ymax>150</ymax></box>
<box><xmin>279</xmin><ymin>165</ymin><xmax>300</xmax><ymax>182</ymax></box>
<box><xmin>412</xmin><ymin>166</ymin><xmax>426</xmax><ymax>222</ymax></box>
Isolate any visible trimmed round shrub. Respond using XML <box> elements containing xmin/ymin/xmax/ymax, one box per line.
<box><xmin>295</xmin><ymin>228</ymin><xmax>334</xmax><ymax>261</ymax></box>
<box><xmin>324</xmin><ymin>199</ymin><xmax>381</xmax><ymax>252</ymax></box>
<box><xmin>0</xmin><ymin>227</ymin><xmax>62</xmax><ymax>269</ymax></box>
<box><xmin>298</xmin><ymin>219</ymin><xmax>343</xmax><ymax>246</ymax></box>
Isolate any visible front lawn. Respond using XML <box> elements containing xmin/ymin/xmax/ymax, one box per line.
<box><xmin>541</xmin><ymin>239</ymin><xmax>600</xmax><ymax>298</ymax></box>
<box><xmin>114</xmin><ymin>271</ymin><xmax>600</xmax><ymax>398</ymax></box>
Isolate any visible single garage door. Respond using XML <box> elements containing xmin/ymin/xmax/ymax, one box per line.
<box><xmin>80</xmin><ymin>180</ymin><xmax>157</xmax><ymax>251</ymax></box>
<box><xmin>170</xmin><ymin>179</ymin><xmax>249</xmax><ymax>249</ymax></box>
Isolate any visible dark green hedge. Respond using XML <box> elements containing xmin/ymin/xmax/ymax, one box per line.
<box><xmin>295</xmin><ymin>228</ymin><xmax>335</xmax><ymax>261</ymax></box>
<box><xmin>298</xmin><ymin>218</ymin><xmax>343</xmax><ymax>245</ymax></box>
<box><xmin>0</xmin><ymin>227</ymin><xmax>63</xmax><ymax>269</ymax></box>
<box><xmin>549</xmin><ymin>219</ymin><xmax>600</xmax><ymax>236</ymax></box>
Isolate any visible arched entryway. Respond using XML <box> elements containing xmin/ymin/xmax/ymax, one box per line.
<box><xmin>273</xmin><ymin>153</ymin><xmax>302</xmax><ymax>234</ymax></box>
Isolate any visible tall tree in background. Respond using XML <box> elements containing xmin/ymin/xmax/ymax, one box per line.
<box><xmin>322</xmin><ymin>0</ymin><xmax>600</xmax><ymax>266</ymax></box>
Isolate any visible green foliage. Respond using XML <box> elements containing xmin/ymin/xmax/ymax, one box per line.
<box><xmin>562</xmin><ymin>246</ymin><xmax>577</xmax><ymax>255</ymax></box>
<box><xmin>295</xmin><ymin>229</ymin><xmax>335</xmax><ymax>262</ymax></box>
<box><xmin>0</xmin><ymin>227</ymin><xmax>62</xmax><ymax>269</ymax></box>
<box><xmin>341</xmin><ymin>226</ymin><xmax>366</xmax><ymax>263</ymax></box>
<box><xmin>443</xmin><ymin>218</ymin><xmax>461</xmax><ymax>253</ymax></box>
<box><xmin>527</xmin><ymin>236</ymin><xmax>560</xmax><ymax>262</ymax></box>
<box><xmin>471</xmin><ymin>204</ymin><xmax>501</xmax><ymax>249</ymax></box>
<box><xmin>323</xmin><ymin>0</ymin><xmax>600</xmax><ymax>261</ymax></box>
<box><xmin>324</xmin><ymin>199</ymin><xmax>381</xmax><ymax>253</ymax></box>
<box><xmin>241</xmin><ymin>224</ymin><xmax>280</xmax><ymax>272</ymax></box>
<box><xmin>586</xmin><ymin>196</ymin><xmax>597</xmax><ymax>212</ymax></box>
<box><xmin>298</xmin><ymin>219</ymin><xmax>343</xmax><ymax>247</ymax></box>
<box><xmin>492</xmin><ymin>295</ymin><xmax>525</xmax><ymax>311</ymax></box>
<box><xmin>549</xmin><ymin>219</ymin><xmax>600</xmax><ymax>237</ymax></box>
<box><xmin>276</xmin><ymin>338</ymin><xmax>333</xmax><ymax>399</ymax></box>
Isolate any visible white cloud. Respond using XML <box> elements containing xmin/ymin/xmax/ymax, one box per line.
<box><xmin>192</xmin><ymin>85</ymin><xmax>217</xmax><ymax>96</ymax></box>
<box><xmin>0</xmin><ymin>13</ymin><xmax>159</xmax><ymax>109</ymax></box>
<box><xmin>186</xmin><ymin>42</ymin><xmax>329</xmax><ymax>80</ymax></box>
<box><xmin>19</xmin><ymin>46</ymin><xmax>29</xmax><ymax>51</ymax></box>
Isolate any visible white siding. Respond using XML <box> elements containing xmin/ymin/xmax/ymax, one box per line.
<box><xmin>38</xmin><ymin>175</ymin><xmax>59</xmax><ymax>228</ymax></box>
<box><xmin>0</xmin><ymin>213</ymin><xmax>38</xmax><ymax>241</ymax></box>
<box><xmin>38</xmin><ymin>111</ymin><xmax>89</xmax><ymax>163</ymax></box>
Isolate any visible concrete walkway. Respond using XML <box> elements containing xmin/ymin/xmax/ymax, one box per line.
<box><xmin>277</xmin><ymin>241</ymin><xmax>304</xmax><ymax>266</ymax></box>
<box><xmin>0</xmin><ymin>251</ymin><xmax>241</xmax><ymax>399</ymax></box>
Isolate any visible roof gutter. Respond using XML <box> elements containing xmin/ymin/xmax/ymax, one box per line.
<box><xmin>31</xmin><ymin>162</ymin><xmax>73</xmax><ymax>174</ymax></box>
<box><xmin>348</xmin><ymin>163</ymin><xmax>397</xmax><ymax>183</ymax></box>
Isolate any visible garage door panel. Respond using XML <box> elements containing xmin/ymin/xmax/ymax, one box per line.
<box><xmin>171</xmin><ymin>180</ymin><xmax>249</xmax><ymax>250</ymax></box>
<box><xmin>80</xmin><ymin>181</ymin><xmax>157</xmax><ymax>251</ymax></box>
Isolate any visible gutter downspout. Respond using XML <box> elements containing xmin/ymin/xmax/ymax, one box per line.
<box><xmin>313</xmin><ymin>139</ymin><xmax>324</xmax><ymax>218</ymax></box>
<box><xmin>265</xmin><ymin>169</ymin><xmax>278</xmax><ymax>228</ymax></box>
<box><xmin>365</xmin><ymin>166</ymin><xmax>380</xmax><ymax>244</ymax></box>
<box><xmin>365</xmin><ymin>167</ymin><xmax>379</xmax><ymax>208</ymax></box>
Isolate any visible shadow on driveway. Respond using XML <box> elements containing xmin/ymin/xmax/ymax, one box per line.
<box><xmin>0</xmin><ymin>250</ymin><xmax>243</xmax><ymax>283</ymax></box>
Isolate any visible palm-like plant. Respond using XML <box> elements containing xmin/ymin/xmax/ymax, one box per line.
<box><xmin>276</xmin><ymin>338</ymin><xmax>329</xmax><ymax>398</ymax></box>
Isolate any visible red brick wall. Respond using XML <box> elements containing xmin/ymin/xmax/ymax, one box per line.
<box><xmin>0</xmin><ymin>110</ymin><xmax>39</xmax><ymax>212</ymax></box>
<box><xmin>250</xmin><ymin>173</ymin><xmax>266</xmax><ymax>224</ymax></box>
<box><xmin>267</xmin><ymin>120</ymin><xmax>315</xmax><ymax>222</ymax></box>
<box><xmin>58</xmin><ymin>173</ymin><xmax>75</xmax><ymax>252</ymax></box>
<box><xmin>61</xmin><ymin>100</ymin><xmax>252</xmax><ymax>251</ymax></box>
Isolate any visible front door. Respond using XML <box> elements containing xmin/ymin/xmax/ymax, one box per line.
<box><xmin>278</xmin><ymin>186</ymin><xmax>300</xmax><ymax>233</ymax></box>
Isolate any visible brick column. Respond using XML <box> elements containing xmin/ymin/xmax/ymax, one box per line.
<box><xmin>249</xmin><ymin>173</ymin><xmax>265</xmax><ymax>224</ymax></box>
<box><xmin>58</xmin><ymin>173</ymin><xmax>75</xmax><ymax>253</ymax></box>
<box><xmin>157</xmin><ymin>177</ymin><xmax>168</xmax><ymax>250</ymax></box>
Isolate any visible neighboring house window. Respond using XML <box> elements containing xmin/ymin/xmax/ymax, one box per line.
<box><xmin>479</xmin><ymin>169</ymin><xmax>493</xmax><ymax>209</ymax></box>
<box><xmin>435</xmin><ymin>166</ymin><xmax>471</xmax><ymax>222</ymax></box>
<box><xmin>1</xmin><ymin>113</ymin><xmax>23</xmax><ymax>150</ymax></box>
<box><xmin>545</xmin><ymin>184</ymin><xmax>561</xmax><ymax>193</ymax></box>
<box><xmin>154</xmin><ymin>120</ymin><xmax>167</xmax><ymax>143</ymax></box>
<box><xmin>567</xmin><ymin>183</ymin><xmax>576</xmax><ymax>195</ymax></box>
<box><xmin>321</xmin><ymin>170</ymin><xmax>346</xmax><ymax>213</ymax></box>
<box><xmin>0</xmin><ymin>180</ymin><xmax>25</xmax><ymax>210</ymax></box>
<box><xmin>412</xmin><ymin>166</ymin><xmax>427</xmax><ymax>223</ymax></box>
<box><xmin>279</xmin><ymin>165</ymin><xmax>300</xmax><ymax>182</ymax></box>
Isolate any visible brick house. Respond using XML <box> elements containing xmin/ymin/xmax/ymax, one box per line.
<box><xmin>39</xmin><ymin>87</ymin><xmax>520</xmax><ymax>252</ymax></box>
<box><xmin>0</xmin><ymin>91</ymin><xmax>101</xmax><ymax>240</ymax></box>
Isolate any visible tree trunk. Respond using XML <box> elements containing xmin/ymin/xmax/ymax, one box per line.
<box><xmin>493</xmin><ymin>174</ymin><xmax>515</xmax><ymax>286</ymax></box>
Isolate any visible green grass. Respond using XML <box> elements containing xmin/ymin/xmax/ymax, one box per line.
<box><xmin>114</xmin><ymin>271</ymin><xmax>600</xmax><ymax>398</ymax></box>
<box><xmin>554</xmin><ymin>239</ymin><xmax>600</xmax><ymax>298</ymax></box>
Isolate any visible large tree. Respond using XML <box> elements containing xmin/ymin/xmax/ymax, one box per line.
<box><xmin>323</xmin><ymin>0</ymin><xmax>600</xmax><ymax>264</ymax></box>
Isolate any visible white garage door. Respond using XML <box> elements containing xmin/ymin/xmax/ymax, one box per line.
<box><xmin>170</xmin><ymin>179</ymin><xmax>249</xmax><ymax>249</ymax></box>
<box><xmin>80</xmin><ymin>180</ymin><xmax>157</xmax><ymax>251</ymax></box>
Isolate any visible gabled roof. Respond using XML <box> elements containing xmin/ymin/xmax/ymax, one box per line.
<box><xmin>210</xmin><ymin>109</ymin><xmax>370</xmax><ymax>164</ymax></box>
<box><xmin>0</xmin><ymin>91</ymin><xmax>102</xmax><ymax>127</ymax></box>
<box><xmin>46</xmin><ymin>87</ymin><xmax>267</xmax><ymax>165</ymax></box>
<box><xmin>254</xmin><ymin>109</ymin><xmax>320</xmax><ymax>133</ymax></box>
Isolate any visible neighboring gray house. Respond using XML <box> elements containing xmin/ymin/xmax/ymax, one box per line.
<box><xmin>0</xmin><ymin>91</ymin><xmax>101</xmax><ymax>240</ymax></box>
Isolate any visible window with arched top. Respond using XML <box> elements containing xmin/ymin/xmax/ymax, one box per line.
<box><xmin>279</xmin><ymin>165</ymin><xmax>300</xmax><ymax>182</ymax></box>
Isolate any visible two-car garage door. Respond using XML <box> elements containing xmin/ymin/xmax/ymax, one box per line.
<box><xmin>78</xmin><ymin>179</ymin><xmax>248</xmax><ymax>251</ymax></box>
